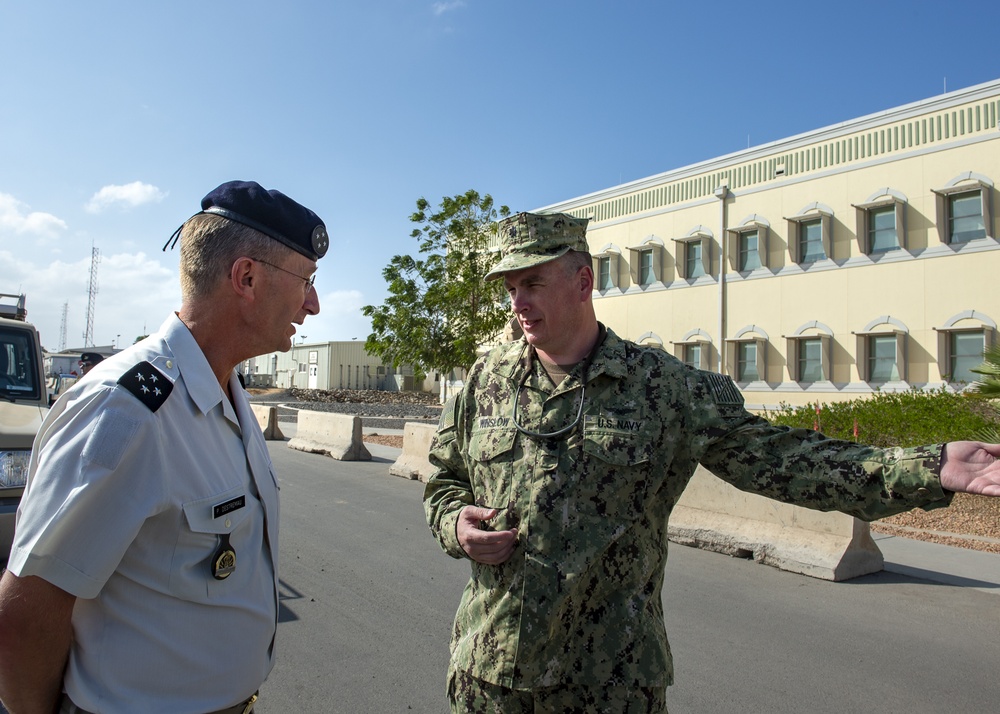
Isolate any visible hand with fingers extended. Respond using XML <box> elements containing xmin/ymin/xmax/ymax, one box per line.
<box><xmin>456</xmin><ymin>506</ymin><xmax>519</xmax><ymax>565</ymax></box>
<box><xmin>941</xmin><ymin>441</ymin><xmax>1000</xmax><ymax>496</ymax></box>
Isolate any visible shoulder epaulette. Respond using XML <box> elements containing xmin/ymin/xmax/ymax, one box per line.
<box><xmin>117</xmin><ymin>361</ymin><xmax>174</xmax><ymax>413</ymax></box>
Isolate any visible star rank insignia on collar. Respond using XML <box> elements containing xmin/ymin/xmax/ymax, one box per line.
<box><xmin>117</xmin><ymin>361</ymin><xmax>174</xmax><ymax>413</ymax></box>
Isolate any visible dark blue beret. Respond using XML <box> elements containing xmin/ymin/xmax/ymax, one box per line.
<box><xmin>199</xmin><ymin>180</ymin><xmax>329</xmax><ymax>260</ymax></box>
<box><xmin>79</xmin><ymin>352</ymin><xmax>104</xmax><ymax>365</ymax></box>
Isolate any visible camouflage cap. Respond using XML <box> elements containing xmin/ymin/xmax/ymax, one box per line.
<box><xmin>485</xmin><ymin>212</ymin><xmax>590</xmax><ymax>282</ymax></box>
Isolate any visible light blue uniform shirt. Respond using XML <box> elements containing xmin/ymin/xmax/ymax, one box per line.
<box><xmin>9</xmin><ymin>313</ymin><xmax>279</xmax><ymax>714</ymax></box>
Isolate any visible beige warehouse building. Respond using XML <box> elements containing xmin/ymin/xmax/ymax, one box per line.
<box><xmin>535</xmin><ymin>78</ymin><xmax>1000</xmax><ymax>409</ymax></box>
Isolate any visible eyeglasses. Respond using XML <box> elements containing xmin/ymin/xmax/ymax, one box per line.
<box><xmin>254</xmin><ymin>258</ymin><xmax>316</xmax><ymax>289</ymax></box>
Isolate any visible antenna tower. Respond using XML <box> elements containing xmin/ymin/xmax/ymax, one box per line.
<box><xmin>84</xmin><ymin>243</ymin><xmax>100</xmax><ymax>347</ymax></box>
<box><xmin>59</xmin><ymin>302</ymin><xmax>68</xmax><ymax>351</ymax></box>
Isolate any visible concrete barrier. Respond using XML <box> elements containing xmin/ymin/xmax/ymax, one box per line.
<box><xmin>250</xmin><ymin>404</ymin><xmax>285</xmax><ymax>441</ymax></box>
<box><xmin>390</xmin><ymin>422</ymin><xmax>438</xmax><ymax>481</ymax></box>
<box><xmin>667</xmin><ymin>465</ymin><xmax>883</xmax><ymax>581</ymax></box>
<box><xmin>287</xmin><ymin>411</ymin><xmax>371</xmax><ymax>461</ymax></box>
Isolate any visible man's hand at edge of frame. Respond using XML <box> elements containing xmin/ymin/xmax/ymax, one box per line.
<box><xmin>940</xmin><ymin>441</ymin><xmax>1000</xmax><ymax>496</ymax></box>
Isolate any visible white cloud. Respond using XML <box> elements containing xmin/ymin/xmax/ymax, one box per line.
<box><xmin>84</xmin><ymin>181</ymin><xmax>167</xmax><ymax>214</ymax></box>
<box><xmin>1</xmin><ymin>249</ymin><xmax>179</xmax><ymax>351</ymax></box>
<box><xmin>432</xmin><ymin>1</ymin><xmax>466</xmax><ymax>16</ymax></box>
<box><xmin>2</xmin><ymin>252</ymin><xmax>373</xmax><ymax>351</ymax></box>
<box><xmin>0</xmin><ymin>192</ymin><xmax>68</xmax><ymax>238</ymax></box>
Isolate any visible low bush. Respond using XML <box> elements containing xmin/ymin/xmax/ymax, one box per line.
<box><xmin>763</xmin><ymin>388</ymin><xmax>1000</xmax><ymax>448</ymax></box>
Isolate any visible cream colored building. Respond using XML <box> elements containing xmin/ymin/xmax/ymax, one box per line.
<box><xmin>535</xmin><ymin>79</ymin><xmax>1000</xmax><ymax>409</ymax></box>
<box><xmin>244</xmin><ymin>341</ymin><xmax>429</xmax><ymax>392</ymax></box>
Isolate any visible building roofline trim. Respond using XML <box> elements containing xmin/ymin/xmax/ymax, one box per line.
<box><xmin>534</xmin><ymin>78</ymin><xmax>1000</xmax><ymax>215</ymax></box>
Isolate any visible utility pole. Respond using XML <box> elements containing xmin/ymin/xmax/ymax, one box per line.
<box><xmin>59</xmin><ymin>301</ymin><xmax>68</xmax><ymax>351</ymax></box>
<box><xmin>83</xmin><ymin>242</ymin><xmax>100</xmax><ymax>347</ymax></box>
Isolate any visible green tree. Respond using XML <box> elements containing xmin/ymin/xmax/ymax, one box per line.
<box><xmin>967</xmin><ymin>344</ymin><xmax>1000</xmax><ymax>441</ymax></box>
<box><xmin>969</xmin><ymin>344</ymin><xmax>1000</xmax><ymax>398</ymax></box>
<box><xmin>363</xmin><ymin>190</ymin><xmax>511</xmax><ymax>377</ymax></box>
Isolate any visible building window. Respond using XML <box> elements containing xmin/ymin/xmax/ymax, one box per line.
<box><xmin>673</xmin><ymin>329</ymin><xmax>713</xmax><ymax>370</ymax></box>
<box><xmin>738</xmin><ymin>230</ymin><xmax>761</xmax><ymax>271</ymax></box>
<box><xmin>598</xmin><ymin>257</ymin><xmax>613</xmax><ymax>290</ymax></box>
<box><xmin>727</xmin><ymin>218</ymin><xmax>770</xmax><ymax>272</ymax></box>
<box><xmin>935</xmin><ymin>313</ymin><xmax>995</xmax><ymax>384</ymax></box>
<box><xmin>869</xmin><ymin>206</ymin><xmax>898</xmax><ymax>252</ymax></box>
<box><xmin>683</xmin><ymin>343</ymin><xmax>702</xmax><ymax>370</ymax></box>
<box><xmin>950</xmin><ymin>331</ymin><xmax>985</xmax><ymax>383</ymax></box>
<box><xmin>638</xmin><ymin>249</ymin><xmax>654</xmax><ymax>285</ymax></box>
<box><xmin>673</xmin><ymin>229</ymin><xmax>712</xmax><ymax>280</ymax></box>
<box><xmin>627</xmin><ymin>238</ymin><xmax>666</xmax><ymax>288</ymax></box>
<box><xmin>686</xmin><ymin>241</ymin><xmax>705</xmax><ymax>278</ymax></box>
<box><xmin>737</xmin><ymin>341</ymin><xmax>759</xmax><ymax>381</ymax></box>
<box><xmin>854</xmin><ymin>191</ymin><xmax>908</xmax><ymax>255</ymax></box>
<box><xmin>726</xmin><ymin>329</ymin><xmax>767</xmax><ymax>382</ymax></box>
<box><xmin>786</xmin><ymin>324</ymin><xmax>834</xmax><ymax>383</ymax></box>
<box><xmin>798</xmin><ymin>338</ymin><xmax>824</xmax><ymax>382</ymax></box>
<box><xmin>856</xmin><ymin>318</ymin><xmax>908</xmax><ymax>383</ymax></box>
<box><xmin>592</xmin><ymin>245</ymin><xmax>623</xmax><ymax>292</ymax></box>
<box><xmin>948</xmin><ymin>190</ymin><xmax>987</xmax><ymax>243</ymax></box>
<box><xmin>868</xmin><ymin>335</ymin><xmax>899</xmax><ymax>381</ymax></box>
<box><xmin>786</xmin><ymin>205</ymin><xmax>833</xmax><ymax>263</ymax></box>
<box><xmin>933</xmin><ymin>175</ymin><xmax>993</xmax><ymax>245</ymax></box>
<box><xmin>799</xmin><ymin>220</ymin><xmax>825</xmax><ymax>262</ymax></box>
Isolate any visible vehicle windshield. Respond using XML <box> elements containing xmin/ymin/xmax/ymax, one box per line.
<box><xmin>0</xmin><ymin>327</ymin><xmax>42</xmax><ymax>401</ymax></box>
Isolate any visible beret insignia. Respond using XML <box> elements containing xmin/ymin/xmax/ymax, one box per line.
<box><xmin>117</xmin><ymin>361</ymin><xmax>174</xmax><ymax>413</ymax></box>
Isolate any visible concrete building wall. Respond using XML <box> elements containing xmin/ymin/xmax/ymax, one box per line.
<box><xmin>245</xmin><ymin>341</ymin><xmax>429</xmax><ymax>392</ymax></box>
<box><xmin>536</xmin><ymin>79</ymin><xmax>1000</xmax><ymax>409</ymax></box>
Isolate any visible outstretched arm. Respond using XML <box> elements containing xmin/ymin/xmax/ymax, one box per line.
<box><xmin>940</xmin><ymin>441</ymin><xmax>1000</xmax><ymax>496</ymax></box>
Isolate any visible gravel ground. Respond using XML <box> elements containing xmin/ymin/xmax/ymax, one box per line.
<box><xmin>250</xmin><ymin>388</ymin><xmax>1000</xmax><ymax>555</ymax></box>
<box><xmin>250</xmin><ymin>387</ymin><xmax>442</xmax><ymax>431</ymax></box>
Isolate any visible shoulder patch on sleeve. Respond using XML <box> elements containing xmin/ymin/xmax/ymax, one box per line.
<box><xmin>117</xmin><ymin>361</ymin><xmax>174</xmax><ymax>413</ymax></box>
<box><xmin>82</xmin><ymin>408</ymin><xmax>141</xmax><ymax>470</ymax></box>
<box><xmin>703</xmin><ymin>373</ymin><xmax>744</xmax><ymax>407</ymax></box>
<box><xmin>438</xmin><ymin>395</ymin><xmax>458</xmax><ymax>432</ymax></box>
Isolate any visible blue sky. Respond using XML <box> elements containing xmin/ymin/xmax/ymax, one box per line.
<box><xmin>2</xmin><ymin>0</ymin><xmax>999</xmax><ymax>351</ymax></box>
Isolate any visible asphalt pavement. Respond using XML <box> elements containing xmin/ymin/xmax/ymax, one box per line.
<box><xmin>260</xmin><ymin>427</ymin><xmax>1000</xmax><ymax>713</ymax></box>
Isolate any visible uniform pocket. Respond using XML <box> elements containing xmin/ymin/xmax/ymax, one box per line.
<box><xmin>576</xmin><ymin>413</ymin><xmax>654</xmax><ymax>516</ymax></box>
<box><xmin>468</xmin><ymin>426</ymin><xmax>518</xmax><ymax>513</ymax></box>
<box><xmin>170</xmin><ymin>486</ymin><xmax>252</xmax><ymax>600</ymax></box>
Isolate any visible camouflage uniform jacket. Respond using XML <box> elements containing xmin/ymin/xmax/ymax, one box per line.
<box><xmin>423</xmin><ymin>327</ymin><xmax>950</xmax><ymax>689</ymax></box>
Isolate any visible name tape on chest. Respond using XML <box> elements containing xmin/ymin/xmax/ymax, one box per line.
<box><xmin>117</xmin><ymin>361</ymin><xmax>174</xmax><ymax>413</ymax></box>
<box><xmin>584</xmin><ymin>414</ymin><xmax>644</xmax><ymax>433</ymax></box>
<box><xmin>477</xmin><ymin>416</ymin><xmax>512</xmax><ymax>430</ymax></box>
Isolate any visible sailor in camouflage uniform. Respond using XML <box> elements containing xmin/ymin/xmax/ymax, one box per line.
<box><xmin>424</xmin><ymin>211</ymin><xmax>1000</xmax><ymax>713</ymax></box>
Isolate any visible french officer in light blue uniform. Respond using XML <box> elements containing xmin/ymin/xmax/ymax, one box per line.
<box><xmin>0</xmin><ymin>181</ymin><xmax>329</xmax><ymax>714</ymax></box>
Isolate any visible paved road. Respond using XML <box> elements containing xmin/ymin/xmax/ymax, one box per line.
<box><xmin>258</xmin><ymin>440</ymin><xmax>1000</xmax><ymax>713</ymax></box>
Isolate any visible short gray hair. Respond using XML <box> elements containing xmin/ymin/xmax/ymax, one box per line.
<box><xmin>179</xmin><ymin>213</ymin><xmax>290</xmax><ymax>301</ymax></box>
<box><xmin>561</xmin><ymin>249</ymin><xmax>593</xmax><ymax>277</ymax></box>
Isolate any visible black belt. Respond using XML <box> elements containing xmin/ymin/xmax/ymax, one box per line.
<box><xmin>60</xmin><ymin>691</ymin><xmax>258</xmax><ymax>714</ymax></box>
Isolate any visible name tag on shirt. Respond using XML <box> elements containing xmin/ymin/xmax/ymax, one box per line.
<box><xmin>213</xmin><ymin>496</ymin><xmax>246</xmax><ymax>519</ymax></box>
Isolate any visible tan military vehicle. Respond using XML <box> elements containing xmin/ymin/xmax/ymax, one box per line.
<box><xmin>0</xmin><ymin>293</ymin><xmax>48</xmax><ymax>563</ymax></box>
